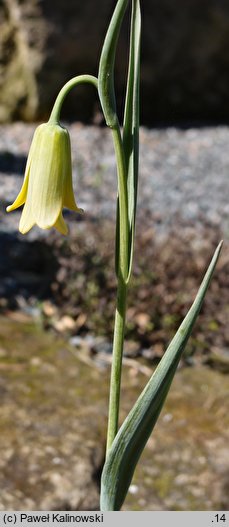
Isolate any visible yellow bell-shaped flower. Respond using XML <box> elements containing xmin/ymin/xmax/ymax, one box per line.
<box><xmin>7</xmin><ymin>122</ymin><xmax>83</xmax><ymax>234</ymax></box>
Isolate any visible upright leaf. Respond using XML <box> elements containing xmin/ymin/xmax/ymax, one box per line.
<box><xmin>100</xmin><ymin>241</ymin><xmax>223</xmax><ymax>510</ymax></box>
<box><xmin>98</xmin><ymin>0</ymin><xmax>129</xmax><ymax>128</ymax></box>
<box><xmin>123</xmin><ymin>0</ymin><xmax>141</xmax><ymax>279</ymax></box>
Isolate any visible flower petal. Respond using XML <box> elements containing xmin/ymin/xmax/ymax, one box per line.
<box><xmin>29</xmin><ymin>126</ymin><xmax>64</xmax><ymax>229</ymax></box>
<box><xmin>62</xmin><ymin>129</ymin><xmax>83</xmax><ymax>214</ymax></box>
<box><xmin>54</xmin><ymin>212</ymin><xmax>68</xmax><ymax>235</ymax></box>
<box><xmin>6</xmin><ymin>124</ymin><xmax>43</xmax><ymax>213</ymax></box>
<box><xmin>6</xmin><ymin>168</ymin><xmax>30</xmax><ymax>212</ymax></box>
<box><xmin>19</xmin><ymin>199</ymin><xmax>35</xmax><ymax>234</ymax></box>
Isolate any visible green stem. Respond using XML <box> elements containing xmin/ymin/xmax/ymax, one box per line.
<box><xmin>111</xmin><ymin>125</ymin><xmax>129</xmax><ymax>283</ymax></box>
<box><xmin>97</xmin><ymin>1</ymin><xmax>130</xmax><ymax>452</ymax></box>
<box><xmin>106</xmin><ymin>124</ymin><xmax>129</xmax><ymax>454</ymax></box>
<box><xmin>49</xmin><ymin>74</ymin><xmax>98</xmax><ymax>123</ymax></box>
<box><xmin>106</xmin><ymin>280</ymin><xmax>127</xmax><ymax>453</ymax></box>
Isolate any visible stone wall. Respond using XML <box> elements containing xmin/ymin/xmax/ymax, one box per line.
<box><xmin>1</xmin><ymin>0</ymin><xmax>229</xmax><ymax>124</ymax></box>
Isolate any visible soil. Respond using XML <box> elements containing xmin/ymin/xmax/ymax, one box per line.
<box><xmin>0</xmin><ymin>316</ymin><xmax>228</xmax><ymax>511</ymax></box>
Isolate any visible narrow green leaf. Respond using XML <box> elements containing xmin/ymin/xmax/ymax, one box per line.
<box><xmin>100</xmin><ymin>241</ymin><xmax>223</xmax><ymax>511</ymax></box>
<box><xmin>98</xmin><ymin>0</ymin><xmax>129</xmax><ymax>128</ymax></box>
<box><xmin>123</xmin><ymin>0</ymin><xmax>141</xmax><ymax>280</ymax></box>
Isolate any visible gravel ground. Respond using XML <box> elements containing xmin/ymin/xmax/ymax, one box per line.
<box><xmin>0</xmin><ymin>122</ymin><xmax>229</xmax><ymax>238</ymax></box>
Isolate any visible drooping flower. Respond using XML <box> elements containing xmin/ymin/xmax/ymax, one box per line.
<box><xmin>7</xmin><ymin>122</ymin><xmax>83</xmax><ymax>234</ymax></box>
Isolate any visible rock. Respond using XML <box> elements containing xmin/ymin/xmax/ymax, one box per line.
<box><xmin>53</xmin><ymin>315</ymin><xmax>76</xmax><ymax>332</ymax></box>
<box><xmin>0</xmin><ymin>0</ymin><xmax>111</xmax><ymax>123</ymax></box>
<box><xmin>0</xmin><ymin>0</ymin><xmax>46</xmax><ymax>122</ymax></box>
<box><xmin>1</xmin><ymin>1</ymin><xmax>229</xmax><ymax>123</ymax></box>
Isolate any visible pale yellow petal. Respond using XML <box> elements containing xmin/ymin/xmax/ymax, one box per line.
<box><xmin>54</xmin><ymin>212</ymin><xmax>68</xmax><ymax>235</ymax></box>
<box><xmin>6</xmin><ymin>168</ymin><xmax>30</xmax><ymax>212</ymax></box>
<box><xmin>29</xmin><ymin>128</ymin><xmax>64</xmax><ymax>229</ymax></box>
<box><xmin>19</xmin><ymin>200</ymin><xmax>35</xmax><ymax>234</ymax></box>
<box><xmin>62</xmin><ymin>130</ymin><xmax>83</xmax><ymax>214</ymax></box>
<box><xmin>6</xmin><ymin>124</ymin><xmax>44</xmax><ymax>213</ymax></box>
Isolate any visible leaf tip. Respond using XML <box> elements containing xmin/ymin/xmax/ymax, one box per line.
<box><xmin>215</xmin><ymin>240</ymin><xmax>223</xmax><ymax>258</ymax></box>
